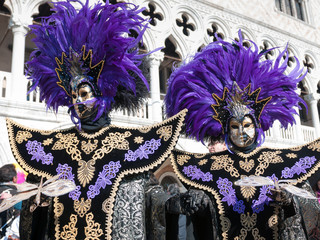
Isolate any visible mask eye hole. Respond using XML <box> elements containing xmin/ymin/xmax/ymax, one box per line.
<box><xmin>72</xmin><ymin>94</ymin><xmax>77</xmax><ymax>99</ymax></box>
<box><xmin>80</xmin><ymin>91</ymin><xmax>87</xmax><ymax>98</ymax></box>
<box><xmin>230</xmin><ymin>125</ymin><xmax>239</xmax><ymax>130</ymax></box>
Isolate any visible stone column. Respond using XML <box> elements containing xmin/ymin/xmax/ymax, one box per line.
<box><xmin>290</xmin><ymin>0</ymin><xmax>297</xmax><ymax>17</ymax></box>
<box><xmin>280</xmin><ymin>0</ymin><xmax>286</xmax><ymax>12</ymax></box>
<box><xmin>4</xmin><ymin>0</ymin><xmax>48</xmax><ymax>100</ymax></box>
<box><xmin>304</xmin><ymin>93</ymin><xmax>320</xmax><ymax>138</ymax></box>
<box><xmin>293</xmin><ymin>89</ymin><xmax>303</xmax><ymax>143</ymax></box>
<box><xmin>148</xmin><ymin>52</ymin><xmax>164</xmax><ymax>122</ymax></box>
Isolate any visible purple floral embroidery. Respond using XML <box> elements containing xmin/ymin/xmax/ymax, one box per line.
<box><xmin>281</xmin><ymin>156</ymin><xmax>316</xmax><ymax>178</ymax></box>
<box><xmin>183</xmin><ymin>165</ymin><xmax>212</xmax><ymax>182</ymax></box>
<box><xmin>87</xmin><ymin>161</ymin><xmax>121</xmax><ymax>199</ymax></box>
<box><xmin>69</xmin><ymin>186</ymin><xmax>81</xmax><ymax>201</ymax></box>
<box><xmin>252</xmin><ymin>199</ymin><xmax>265</xmax><ymax>213</ymax></box>
<box><xmin>56</xmin><ymin>163</ymin><xmax>74</xmax><ymax>181</ymax></box>
<box><xmin>25</xmin><ymin>140</ymin><xmax>53</xmax><ymax>165</ymax></box>
<box><xmin>251</xmin><ymin>175</ymin><xmax>275</xmax><ymax>213</ymax></box>
<box><xmin>56</xmin><ymin>163</ymin><xmax>77</xmax><ymax>200</ymax></box>
<box><xmin>124</xmin><ymin>139</ymin><xmax>161</xmax><ymax>161</ymax></box>
<box><xmin>217</xmin><ymin>177</ymin><xmax>237</xmax><ymax>206</ymax></box>
<box><xmin>282</xmin><ymin>167</ymin><xmax>294</xmax><ymax>178</ymax></box>
<box><xmin>216</xmin><ymin>177</ymin><xmax>273</xmax><ymax>214</ymax></box>
<box><xmin>42</xmin><ymin>153</ymin><xmax>54</xmax><ymax>165</ymax></box>
<box><xmin>233</xmin><ymin>200</ymin><xmax>245</xmax><ymax>214</ymax></box>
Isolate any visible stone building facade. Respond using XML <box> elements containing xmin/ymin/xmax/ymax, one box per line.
<box><xmin>1</xmin><ymin>0</ymin><xmax>320</xmax><ymax>188</ymax></box>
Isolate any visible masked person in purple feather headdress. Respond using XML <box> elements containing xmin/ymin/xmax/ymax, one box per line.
<box><xmin>165</xmin><ymin>31</ymin><xmax>320</xmax><ymax>240</ymax></box>
<box><xmin>166</xmin><ymin>30</ymin><xmax>305</xmax><ymax>154</ymax></box>
<box><xmin>5</xmin><ymin>1</ymin><xmax>191</xmax><ymax>240</ymax></box>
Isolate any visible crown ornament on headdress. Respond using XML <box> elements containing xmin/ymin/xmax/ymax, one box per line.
<box><xmin>26</xmin><ymin>0</ymin><xmax>150</xmax><ymax>125</ymax></box>
<box><xmin>55</xmin><ymin>46</ymin><xmax>104</xmax><ymax>96</ymax></box>
<box><xmin>165</xmin><ymin>30</ymin><xmax>306</xmax><ymax>146</ymax></box>
<box><xmin>212</xmin><ymin>82</ymin><xmax>272</xmax><ymax>133</ymax></box>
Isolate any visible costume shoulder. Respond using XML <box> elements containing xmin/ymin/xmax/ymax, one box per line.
<box><xmin>170</xmin><ymin>139</ymin><xmax>320</xmax><ymax>192</ymax></box>
<box><xmin>6</xmin><ymin>109</ymin><xmax>187</xmax><ymax>179</ymax></box>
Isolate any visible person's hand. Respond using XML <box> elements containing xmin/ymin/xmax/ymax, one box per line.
<box><xmin>180</xmin><ymin>189</ymin><xmax>210</xmax><ymax>215</ymax></box>
<box><xmin>0</xmin><ymin>191</ymin><xmax>12</xmax><ymax>199</ymax></box>
<box><xmin>267</xmin><ymin>188</ymin><xmax>292</xmax><ymax>206</ymax></box>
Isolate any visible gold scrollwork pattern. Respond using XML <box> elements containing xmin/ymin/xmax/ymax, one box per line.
<box><xmin>93</xmin><ymin>131</ymin><xmax>131</xmax><ymax>160</ymax></box>
<box><xmin>55</xmin><ymin>202</ymin><xmax>64</xmax><ymax>217</ymax></box>
<box><xmin>240</xmin><ymin>213</ymin><xmax>257</xmax><ymax>231</ymax></box>
<box><xmin>43</xmin><ymin>138</ymin><xmax>53</xmax><ymax>146</ymax></box>
<box><xmin>156</xmin><ymin>125</ymin><xmax>173</xmax><ymax>141</ymax></box>
<box><xmin>286</xmin><ymin>153</ymin><xmax>297</xmax><ymax>159</ymax></box>
<box><xmin>240</xmin><ymin>185</ymin><xmax>256</xmax><ymax>200</ymax></box>
<box><xmin>235</xmin><ymin>229</ymin><xmax>248</xmax><ymax>240</ymax></box>
<box><xmin>239</xmin><ymin>159</ymin><xmax>254</xmax><ymax>172</ymax></box>
<box><xmin>177</xmin><ymin>155</ymin><xmax>191</xmax><ymax>166</ymax></box>
<box><xmin>84</xmin><ymin>212</ymin><xmax>103</xmax><ymax>240</ymax></box>
<box><xmin>16</xmin><ymin>131</ymin><xmax>32</xmax><ymax>144</ymax></box>
<box><xmin>198</xmin><ymin>159</ymin><xmax>208</xmax><ymax>166</ymax></box>
<box><xmin>268</xmin><ymin>214</ymin><xmax>278</xmax><ymax>229</ymax></box>
<box><xmin>138</xmin><ymin>126</ymin><xmax>151</xmax><ymax>133</ymax></box>
<box><xmin>81</xmin><ymin>140</ymin><xmax>98</xmax><ymax>154</ymax></box>
<box><xmin>195</xmin><ymin>153</ymin><xmax>206</xmax><ymax>158</ymax></box>
<box><xmin>53</xmin><ymin>133</ymin><xmax>81</xmax><ymax>161</ymax></box>
<box><xmin>255</xmin><ymin>151</ymin><xmax>283</xmax><ymax>175</ymax></box>
<box><xmin>220</xmin><ymin>216</ymin><xmax>231</xmax><ymax>232</ymax></box>
<box><xmin>102</xmin><ymin>198</ymin><xmax>112</xmax><ymax>214</ymax></box>
<box><xmin>210</xmin><ymin>155</ymin><xmax>239</xmax><ymax>177</ymax></box>
<box><xmin>307</xmin><ymin>141</ymin><xmax>320</xmax><ymax>151</ymax></box>
<box><xmin>60</xmin><ymin>214</ymin><xmax>78</xmax><ymax>240</ymax></box>
<box><xmin>74</xmin><ymin>198</ymin><xmax>92</xmax><ymax>218</ymax></box>
<box><xmin>78</xmin><ymin>160</ymin><xmax>96</xmax><ymax>187</ymax></box>
<box><xmin>134</xmin><ymin>136</ymin><xmax>144</xmax><ymax>144</ymax></box>
<box><xmin>252</xmin><ymin>228</ymin><xmax>265</xmax><ymax>240</ymax></box>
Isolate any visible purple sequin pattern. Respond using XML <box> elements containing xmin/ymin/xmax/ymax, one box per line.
<box><xmin>282</xmin><ymin>156</ymin><xmax>316</xmax><ymax>178</ymax></box>
<box><xmin>125</xmin><ymin>139</ymin><xmax>161</xmax><ymax>161</ymax></box>
<box><xmin>183</xmin><ymin>165</ymin><xmax>213</xmax><ymax>182</ymax></box>
<box><xmin>26</xmin><ymin>140</ymin><xmax>53</xmax><ymax>165</ymax></box>
<box><xmin>87</xmin><ymin>161</ymin><xmax>121</xmax><ymax>199</ymax></box>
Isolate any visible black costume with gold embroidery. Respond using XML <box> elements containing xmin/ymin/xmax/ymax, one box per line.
<box><xmin>170</xmin><ymin>142</ymin><xmax>320</xmax><ymax>240</ymax></box>
<box><xmin>6</xmin><ymin>109</ymin><xmax>186</xmax><ymax>240</ymax></box>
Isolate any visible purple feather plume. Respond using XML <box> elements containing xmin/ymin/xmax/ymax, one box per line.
<box><xmin>26</xmin><ymin>0</ymin><xmax>150</xmax><ymax>124</ymax></box>
<box><xmin>165</xmin><ymin>30</ymin><xmax>306</xmax><ymax>143</ymax></box>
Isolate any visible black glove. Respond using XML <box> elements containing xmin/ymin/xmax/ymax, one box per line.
<box><xmin>180</xmin><ymin>189</ymin><xmax>210</xmax><ymax>216</ymax></box>
<box><xmin>166</xmin><ymin>189</ymin><xmax>210</xmax><ymax>215</ymax></box>
<box><xmin>267</xmin><ymin>188</ymin><xmax>292</xmax><ymax>206</ymax></box>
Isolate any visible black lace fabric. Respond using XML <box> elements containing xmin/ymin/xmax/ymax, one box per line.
<box><xmin>279</xmin><ymin>181</ymin><xmax>320</xmax><ymax>240</ymax></box>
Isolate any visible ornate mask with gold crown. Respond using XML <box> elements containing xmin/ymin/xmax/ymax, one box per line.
<box><xmin>165</xmin><ymin>30</ymin><xmax>306</xmax><ymax>153</ymax></box>
<box><xmin>26</xmin><ymin>1</ymin><xmax>150</xmax><ymax>128</ymax></box>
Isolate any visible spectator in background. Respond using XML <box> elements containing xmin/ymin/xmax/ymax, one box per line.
<box><xmin>314</xmin><ymin>179</ymin><xmax>320</xmax><ymax>205</ymax></box>
<box><xmin>0</xmin><ymin>164</ymin><xmax>20</xmax><ymax>240</ymax></box>
<box><xmin>207</xmin><ymin>136</ymin><xmax>227</xmax><ymax>153</ymax></box>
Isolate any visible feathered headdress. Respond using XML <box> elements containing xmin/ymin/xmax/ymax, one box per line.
<box><xmin>165</xmin><ymin>30</ymin><xmax>306</xmax><ymax>146</ymax></box>
<box><xmin>26</xmin><ymin>0</ymin><xmax>150</xmax><ymax>125</ymax></box>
